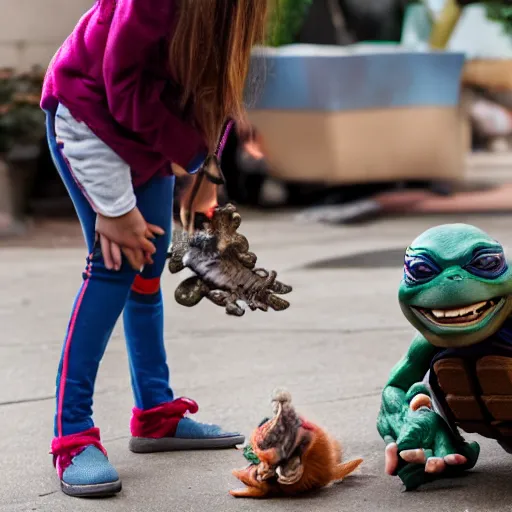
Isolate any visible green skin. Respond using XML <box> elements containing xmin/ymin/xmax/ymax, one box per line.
<box><xmin>377</xmin><ymin>223</ymin><xmax>512</xmax><ymax>490</ymax></box>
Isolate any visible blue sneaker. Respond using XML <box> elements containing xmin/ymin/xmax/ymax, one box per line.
<box><xmin>54</xmin><ymin>442</ymin><xmax>122</xmax><ymax>497</ymax></box>
<box><xmin>129</xmin><ymin>399</ymin><xmax>245</xmax><ymax>453</ymax></box>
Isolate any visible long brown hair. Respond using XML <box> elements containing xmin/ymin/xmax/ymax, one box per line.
<box><xmin>169</xmin><ymin>1</ymin><xmax>268</xmax><ymax>152</ymax></box>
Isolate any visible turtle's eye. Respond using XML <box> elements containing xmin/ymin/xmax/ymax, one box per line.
<box><xmin>404</xmin><ymin>255</ymin><xmax>440</xmax><ymax>285</ymax></box>
<box><xmin>465</xmin><ymin>250</ymin><xmax>507</xmax><ymax>278</ymax></box>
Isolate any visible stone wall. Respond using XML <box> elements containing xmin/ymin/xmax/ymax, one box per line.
<box><xmin>0</xmin><ymin>0</ymin><xmax>93</xmax><ymax>70</ymax></box>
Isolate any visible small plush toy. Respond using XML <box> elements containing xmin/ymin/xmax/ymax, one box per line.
<box><xmin>167</xmin><ymin>203</ymin><xmax>292</xmax><ymax>316</ymax></box>
<box><xmin>230</xmin><ymin>389</ymin><xmax>363</xmax><ymax>498</ymax></box>
<box><xmin>377</xmin><ymin>223</ymin><xmax>512</xmax><ymax>491</ymax></box>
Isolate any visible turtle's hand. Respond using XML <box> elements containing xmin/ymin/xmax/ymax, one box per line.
<box><xmin>385</xmin><ymin>393</ymin><xmax>480</xmax><ymax>490</ymax></box>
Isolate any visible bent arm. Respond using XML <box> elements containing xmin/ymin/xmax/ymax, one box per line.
<box><xmin>55</xmin><ymin>105</ymin><xmax>136</xmax><ymax>218</ymax></box>
<box><xmin>377</xmin><ymin>334</ymin><xmax>438</xmax><ymax>444</ymax></box>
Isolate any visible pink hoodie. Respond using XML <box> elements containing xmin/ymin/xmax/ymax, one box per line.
<box><xmin>41</xmin><ymin>0</ymin><xmax>208</xmax><ymax>187</ymax></box>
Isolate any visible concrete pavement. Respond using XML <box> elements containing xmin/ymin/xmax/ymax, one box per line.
<box><xmin>1</xmin><ymin>210</ymin><xmax>512</xmax><ymax>512</ymax></box>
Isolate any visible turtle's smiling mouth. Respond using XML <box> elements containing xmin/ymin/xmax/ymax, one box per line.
<box><xmin>413</xmin><ymin>298</ymin><xmax>504</xmax><ymax>327</ymax></box>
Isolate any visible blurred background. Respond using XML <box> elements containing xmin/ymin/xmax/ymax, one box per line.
<box><xmin>1</xmin><ymin>0</ymin><xmax>512</xmax><ymax>238</ymax></box>
<box><xmin>4</xmin><ymin>4</ymin><xmax>512</xmax><ymax>509</ymax></box>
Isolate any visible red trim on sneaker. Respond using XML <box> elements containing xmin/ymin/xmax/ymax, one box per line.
<box><xmin>51</xmin><ymin>427</ymin><xmax>107</xmax><ymax>478</ymax></box>
<box><xmin>130</xmin><ymin>398</ymin><xmax>199</xmax><ymax>438</ymax></box>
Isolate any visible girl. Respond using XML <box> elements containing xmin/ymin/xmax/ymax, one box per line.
<box><xmin>41</xmin><ymin>0</ymin><xmax>268</xmax><ymax>498</ymax></box>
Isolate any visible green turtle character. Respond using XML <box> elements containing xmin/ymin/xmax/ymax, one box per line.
<box><xmin>377</xmin><ymin>223</ymin><xmax>512</xmax><ymax>491</ymax></box>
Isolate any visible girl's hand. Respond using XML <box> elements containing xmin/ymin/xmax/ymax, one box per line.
<box><xmin>99</xmin><ymin>234</ymin><xmax>153</xmax><ymax>272</ymax></box>
<box><xmin>174</xmin><ymin>162</ymin><xmax>218</xmax><ymax>233</ymax></box>
<box><xmin>122</xmin><ymin>246</ymin><xmax>154</xmax><ymax>271</ymax></box>
<box><xmin>99</xmin><ymin>233</ymin><xmax>123</xmax><ymax>271</ymax></box>
<box><xmin>96</xmin><ymin>207</ymin><xmax>164</xmax><ymax>271</ymax></box>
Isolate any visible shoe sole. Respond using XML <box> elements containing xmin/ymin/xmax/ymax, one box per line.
<box><xmin>129</xmin><ymin>434</ymin><xmax>245</xmax><ymax>453</ymax></box>
<box><xmin>61</xmin><ymin>479</ymin><xmax>122</xmax><ymax>498</ymax></box>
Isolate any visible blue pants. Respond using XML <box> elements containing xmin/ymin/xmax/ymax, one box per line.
<box><xmin>45</xmin><ymin>111</ymin><xmax>176</xmax><ymax>437</ymax></box>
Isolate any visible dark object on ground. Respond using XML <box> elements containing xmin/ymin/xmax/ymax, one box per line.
<box><xmin>167</xmin><ymin>203</ymin><xmax>292</xmax><ymax>317</ymax></box>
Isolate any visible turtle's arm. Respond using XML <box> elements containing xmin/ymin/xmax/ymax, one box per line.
<box><xmin>377</xmin><ymin>334</ymin><xmax>438</xmax><ymax>444</ymax></box>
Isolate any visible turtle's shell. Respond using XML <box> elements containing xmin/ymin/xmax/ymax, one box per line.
<box><xmin>429</xmin><ymin>336</ymin><xmax>512</xmax><ymax>447</ymax></box>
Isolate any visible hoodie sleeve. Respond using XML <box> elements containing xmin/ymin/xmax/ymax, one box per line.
<box><xmin>102</xmin><ymin>0</ymin><xmax>206</xmax><ymax>170</ymax></box>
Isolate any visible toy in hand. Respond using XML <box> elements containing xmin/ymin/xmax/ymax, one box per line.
<box><xmin>230</xmin><ymin>389</ymin><xmax>363</xmax><ymax>498</ymax></box>
<box><xmin>167</xmin><ymin>203</ymin><xmax>292</xmax><ymax>316</ymax></box>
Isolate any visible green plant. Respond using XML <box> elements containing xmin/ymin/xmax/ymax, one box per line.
<box><xmin>266</xmin><ymin>0</ymin><xmax>314</xmax><ymax>46</ymax></box>
<box><xmin>485</xmin><ymin>3</ymin><xmax>512</xmax><ymax>35</ymax></box>
<box><xmin>0</xmin><ymin>66</ymin><xmax>46</xmax><ymax>154</ymax></box>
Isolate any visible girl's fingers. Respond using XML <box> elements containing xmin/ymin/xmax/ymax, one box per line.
<box><xmin>187</xmin><ymin>211</ymin><xmax>196</xmax><ymax>234</ymax></box>
<box><xmin>122</xmin><ymin>247</ymin><xmax>145</xmax><ymax>271</ymax></box>
<box><xmin>179</xmin><ymin>177</ymin><xmax>217</xmax><ymax>233</ymax></box>
<box><xmin>180</xmin><ymin>206</ymin><xmax>190</xmax><ymax>232</ymax></box>
<box><xmin>100</xmin><ymin>232</ymin><xmax>150</xmax><ymax>272</ymax></box>
<box><xmin>100</xmin><ymin>234</ymin><xmax>114</xmax><ymax>270</ymax></box>
<box><xmin>180</xmin><ymin>208</ymin><xmax>195</xmax><ymax>234</ymax></box>
<box><xmin>139</xmin><ymin>237</ymin><xmax>157</xmax><ymax>255</ymax></box>
<box><xmin>191</xmin><ymin>180</ymin><xmax>217</xmax><ymax>213</ymax></box>
<box><xmin>110</xmin><ymin>241</ymin><xmax>122</xmax><ymax>271</ymax></box>
<box><xmin>146</xmin><ymin>223</ymin><xmax>165</xmax><ymax>236</ymax></box>
<box><xmin>143</xmin><ymin>227</ymin><xmax>161</xmax><ymax>249</ymax></box>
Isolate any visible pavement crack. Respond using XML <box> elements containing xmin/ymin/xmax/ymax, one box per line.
<box><xmin>301</xmin><ymin>390</ymin><xmax>382</xmax><ymax>406</ymax></box>
<box><xmin>38</xmin><ymin>490</ymin><xmax>59</xmax><ymax>498</ymax></box>
<box><xmin>0</xmin><ymin>388</ymin><xmax>116</xmax><ymax>408</ymax></box>
<box><xmin>180</xmin><ymin>326</ymin><xmax>410</xmax><ymax>336</ymax></box>
<box><xmin>0</xmin><ymin>395</ymin><xmax>55</xmax><ymax>407</ymax></box>
<box><xmin>103</xmin><ymin>435</ymin><xmax>130</xmax><ymax>443</ymax></box>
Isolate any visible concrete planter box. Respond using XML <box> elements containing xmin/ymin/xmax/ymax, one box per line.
<box><xmin>247</xmin><ymin>45</ymin><xmax>468</xmax><ymax>185</ymax></box>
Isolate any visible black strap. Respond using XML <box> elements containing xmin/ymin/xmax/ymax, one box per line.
<box><xmin>202</xmin><ymin>154</ymin><xmax>225</xmax><ymax>185</ymax></box>
<box><xmin>183</xmin><ymin>123</ymin><xmax>230</xmax><ymax>231</ymax></box>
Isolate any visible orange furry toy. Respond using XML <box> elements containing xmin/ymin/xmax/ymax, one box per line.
<box><xmin>230</xmin><ymin>389</ymin><xmax>363</xmax><ymax>498</ymax></box>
